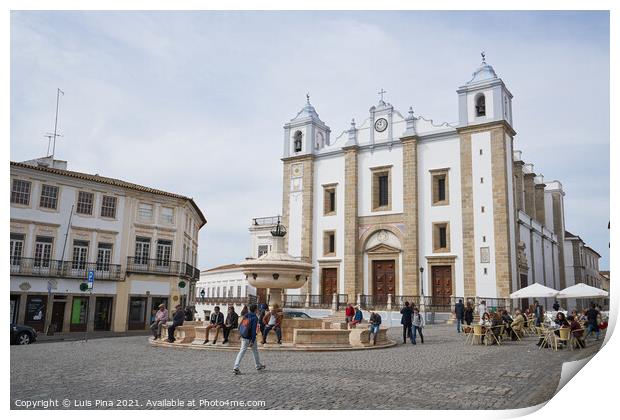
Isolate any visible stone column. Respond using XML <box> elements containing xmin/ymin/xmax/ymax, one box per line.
<box><xmin>343</xmin><ymin>146</ymin><xmax>359</xmax><ymax>301</ymax></box>
<box><xmin>513</xmin><ymin>158</ymin><xmax>525</xmax><ymax>212</ymax></box>
<box><xmin>458</xmin><ymin>130</ymin><xmax>477</xmax><ymax>298</ymax></box>
<box><xmin>401</xmin><ymin>136</ymin><xmax>419</xmax><ymax>295</ymax></box>
<box><xmin>490</xmin><ymin>128</ymin><xmax>514</xmax><ymax>299</ymax></box>
<box><xmin>534</xmin><ymin>181</ymin><xmax>546</xmax><ymax>225</ymax></box>
<box><xmin>331</xmin><ymin>293</ymin><xmax>338</xmax><ymax>311</ymax></box>
<box><xmin>305</xmin><ymin>292</ymin><xmax>310</xmax><ymax>308</ymax></box>
<box><xmin>523</xmin><ymin>172</ymin><xmax>536</xmax><ymax>218</ymax></box>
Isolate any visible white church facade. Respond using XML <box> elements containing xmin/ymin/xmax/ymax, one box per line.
<box><xmin>197</xmin><ymin>55</ymin><xmax>602</xmax><ymax>312</ymax></box>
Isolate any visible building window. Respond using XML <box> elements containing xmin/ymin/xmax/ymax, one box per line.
<box><xmin>323</xmin><ymin>231</ymin><xmax>336</xmax><ymax>256</ymax></box>
<box><xmin>431</xmin><ymin>169</ymin><xmax>450</xmax><ymax>206</ymax></box>
<box><xmin>229</xmin><ymin>286</ymin><xmax>234</xmax><ymax>297</ymax></box>
<box><xmin>10</xmin><ymin>233</ymin><xmax>25</xmax><ymax>266</ymax></box>
<box><xmin>76</xmin><ymin>191</ymin><xmax>94</xmax><ymax>215</ymax></box>
<box><xmin>34</xmin><ymin>236</ymin><xmax>53</xmax><ymax>268</ymax></box>
<box><xmin>138</xmin><ymin>203</ymin><xmax>153</xmax><ymax>221</ymax></box>
<box><xmin>323</xmin><ymin>184</ymin><xmax>337</xmax><ymax>215</ymax></box>
<box><xmin>293</xmin><ymin>131</ymin><xmax>303</xmax><ymax>152</ymax></box>
<box><xmin>432</xmin><ymin>222</ymin><xmax>450</xmax><ymax>253</ymax></box>
<box><xmin>71</xmin><ymin>240</ymin><xmax>89</xmax><ymax>270</ymax></box>
<box><xmin>96</xmin><ymin>243</ymin><xmax>113</xmax><ymax>271</ymax></box>
<box><xmin>135</xmin><ymin>237</ymin><xmax>151</xmax><ymax>264</ymax></box>
<box><xmin>481</xmin><ymin>206</ymin><xmax>485</xmax><ymax>213</ymax></box>
<box><xmin>258</xmin><ymin>245</ymin><xmax>269</xmax><ymax>258</ymax></box>
<box><xmin>480</xmin><ymin>177</ymin><xmax>484</xmax><ymax>184</ymax></box>
<box><xmin>371</xmin><ymin>166</ymin><xmax>392</xmax><ymax>211</ymax></box>
<box><xmin>39</xmin><ymin>184</ymin><xmax>59</xmax><ymax>209</ymax></box>
<box><xmin>11</xmin><ymin>179</ymin><xmax>31</xmax><ymax>205</ymax></box>
<box><xmin>237</xmin><ymin>285</ymin><xmax>242</xmax><ymax>297</ymax></box>
<box><xmin>156</xmin><ymin>239</ymin><xmax>172</xmax><ymax>267</ymax></box>
<box><xmin>160</xmin><ymin>207</ymin><xmax>174</xmax><ymax>224</ymax></box>
<box><xmin>101</xmin><ymin>196</ymin><xmax>117</xmax><ymax>218</ymax></box>
<box><xmin>475</xmin><ymin>93</ymin><xmax>486</xmax><ymax>117</ymax></box>
<box><xmin>217</xmin><ymin>287</ymin><xmax>221</xmax><ymax>298</ymax></box>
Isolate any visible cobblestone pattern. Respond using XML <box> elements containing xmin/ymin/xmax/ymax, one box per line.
<box><xmin>11</xmin><ymin>325</ymin><xmax>602</xmax><ymax>410</ymax></box>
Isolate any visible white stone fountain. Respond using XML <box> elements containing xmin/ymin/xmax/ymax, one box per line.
<box><xmin>238</xmin><ymin>221</ymin><xmax>313</xmax><ymax>308</ymax></box>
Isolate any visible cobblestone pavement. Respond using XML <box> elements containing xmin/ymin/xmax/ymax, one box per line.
<box><xmin>11</xmin><ymin>324</ymin><xmax>603</xmax><ymax>410</ymax></box>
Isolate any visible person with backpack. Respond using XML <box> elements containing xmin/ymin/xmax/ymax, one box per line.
<box><xmin>368</xmin><ymin>311</ymin><xmax>382</xmax><ymax>345</ymax></box>
<box><xmin>233</xmin><ymin>303</ymin><xmax>265</xmax><ymax>375</ymax></box>
<box><xmin>203</xmin><ymin>306</ymin><xmax>225</xmax><ymax>344</ymax></box>
<box><xmin>261</xmin><ymin>304</ymin><xmax>283</xmax><ymax>345</ymax></box>
<box><xmin>400</xmin><ymin>301</ymin><xmax>414</xmax><ymax>344</ymax></box>
<box><xmin>412</xmin><ymin>307</ymin><xmax>425</xmax><ymax>344</ymax></box>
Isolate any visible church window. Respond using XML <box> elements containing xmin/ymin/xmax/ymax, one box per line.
<box><xmin>258</xmin><ymin>245</ymin><xmax>269</xmax><ymax>257</ymax></box>
<box><xmin>293</xmin><ymin>131</ymin><xmax>303</xmax><ymax>153</ymax></box>
<box><xmin>431</xmin><ymin>169</ymin><xmax>450</xmax><ymax>206</ymax></box>
<box><xmin>371</xmin><ymin>166</ymin><xmax>392</xmax><ymax>212</ymax></box>
<box><xmin>483</xmin><ymin>235</ymin><xmax>486</xmax><ymax>242</ymax></box>
<box><xmin>480</xmin><ymin>177</ymin><xmax>484</xmax><ymax>184</ymax></box>
<box><xmin>432</xmin><ymin>222</ymin><xmax>450</xmax><ymax>253</ymax></box>
<box><xmin>481</xmin><ymin>206</ymin><xmax>485</xmax><ymax>213</ymax></box>
<box><xmin>475</xmin><ymin>93</ymin><xmax>486</xmax><ymax>117</ymax></box>
<box><xmin>323</xmin><ymin>184</ymin><xmax>337</xmax><ymax>216</ymax></box>
<box><xmin>484</xmin><ymin>268</ymin><xmax>488</xmax><ymax>275</ymax></box>
<box><xmin>323</xmin><ymin>231</ymin><xmax>336</xmax><ymax>256</ymax></box>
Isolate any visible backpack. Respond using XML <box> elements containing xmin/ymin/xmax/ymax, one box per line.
<box><xmin>238</xmin><ymin>315</ymin><xmax>252</xmax><ymax>339</ymax></box>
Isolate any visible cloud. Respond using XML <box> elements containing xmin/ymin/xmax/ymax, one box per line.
<box><xmin>10</xmin><ymin>11</ymin><xmax>610</xmax><ymax>269</ymax></box>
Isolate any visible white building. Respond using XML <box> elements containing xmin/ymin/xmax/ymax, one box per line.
<box><xmin>10</xmin><ymin>157</ymin><xmax>206</xmax><ymax>332</ymax></box>
<box><xmin>563</xmin><ymin>231</ymin><xmax>604</xmax><ymax>310</ymax></box>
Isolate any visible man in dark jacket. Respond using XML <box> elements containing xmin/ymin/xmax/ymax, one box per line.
<box><xmin>167</xmin><ymin>304</ymin><xmax>185</xmax><ymax>343</ymax></box>
<box><xmin>233</xmin><ymin>303</ymin><xmax>265</xmax><ymax>374</ymax></box>
<box><xmin>369</xmin><ymin>311</ymin><xmax>382</xmax><ymax>345</ymax></box>
<box><xmin>585</xmin><ymin>302</ymin><xmax>600</xmax><ymax>340</ymax></box>
<box><xmin>203</xmin><ymin>306</ymin><xmax>225</xmax><ymax>345</ymax></box>
<box><xmin>222</xmin><ymin>305</ymin><xmax>239</xmax><ymax>344</ymax></box>
<box><xmin>534</xmin><ymin>300</ymin><xmax>544</xmax><ymax>327</ymax></box>
<box><xmin>455</xmin><ymin>299</ymin><xmax>465</xmax><ymax>333</ymax></box>
<box><xmin>400</xmin><ymin>302</ymin><xmax>414</xmax><ymax>344</ymax></box>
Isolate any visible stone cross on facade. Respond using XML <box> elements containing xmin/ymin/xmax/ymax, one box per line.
<box><xmin>377</xmin><ymin>88</ymin><xmax>387</xmax><ymax>101</ymax></box>
<box><xmin>481</xmin><ymin>51</ymin><xmax>486</xmax><ymax>63</ymax></box>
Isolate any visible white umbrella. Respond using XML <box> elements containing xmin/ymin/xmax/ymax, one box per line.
<box><xmin>557</xmin><ymin>283</ymin><xmax>609</xmax><ymax>299</ymax></box>
<box><xmin>509</xmin><ymin>283</ymin><xmax>559</xmax><ymax>299</ymax></box>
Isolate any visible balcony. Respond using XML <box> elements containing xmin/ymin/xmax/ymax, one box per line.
<box><xmin>126</xmin><ymin>257</ymin><xmax>199</xmax><ymax>281</ymax></box>
<box><xmin>195</xmin><ymin>296</ymin><xmax>253</xmax><ymax>306</ymax></box>
<box><xmin>10</xmin><ymin>258</ymin><xmax>123</xmax><ymax>281</ymax></box>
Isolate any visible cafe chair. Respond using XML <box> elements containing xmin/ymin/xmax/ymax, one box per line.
<box><xmin>551</xmin><ymin>327</ymin><xmax>571</xmax><ymax>351</ymax></box>
<box><xmin>569</xmin><ymin>329</ymin><xmax>585</xmax><ymax>350</ymax></box>
<box><xmin>471</xmin><ymin>324</ymin><xmax>484</xmax><ymax>345</ymax></box>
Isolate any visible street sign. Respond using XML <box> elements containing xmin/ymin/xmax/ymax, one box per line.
<box><xmin>87</xmin><ymin>270</ymin><xmax>95</xmax><ymax>289</ymax></box>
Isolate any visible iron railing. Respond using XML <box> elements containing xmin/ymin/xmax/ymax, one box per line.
<box><xmin>252</xmin><ymin>216</ymin><xmax>280</xmax><ymax>226</ymax></box>
<box><xmin>195</xmin><ymin>296</ymin><xmax>257</xmax><ymax>306</ymax></box>
<box><xmin>10</xmin><ymin>258</ymin><xmax>123</xmax><ymax>280</ymax></box>
<box><xmin>126</xmin><ymin>257</ymin><xmax>199</xmax><ymax>280</ymax></box>
<box><xmin>283</xmin><ymin>294</ymin><xmax>306</xmax><ymax>308</ymax></box>
<box><xmin>359</xmin><ymin>294</ymin><xmax>389</xmax><ymax>310</ymax></box>
<box><xmin>308</xmin><ymin>294</ymin><xmax>332</xmax><ymax>309</ymax></box>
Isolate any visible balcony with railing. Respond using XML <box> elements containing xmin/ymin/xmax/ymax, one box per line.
<box><xmin>252</xmin><ymin>216</ymin><xmax>280</xmax><ymax>226</ymax></box>
<box><xmin>126</xmin><ymin>257</ymin><xmax>199</xmax><ymax>280</ymax></box>
<box><xmin>10</xmin><ymin>257</ymin><xmax>123</xmax><ymax>281</ymax></box>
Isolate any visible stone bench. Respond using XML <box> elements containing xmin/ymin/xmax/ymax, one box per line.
<box><xmin>173</xmin><ymin>325</ymin><xmax>196</xmax><ymax>344</ymax></box>
<box><xmin>193</xmin><ymin>326</ymin><xmax>241</xmax><ymax>345</ymax></box>
<box><xmin>293</xmin><ymin>329</ymin><xmax>351</xmax><ymax>346</ymax></box>
<box><xmin>349</xmin><ymin>327</ymin><xmax>388</xmax><ymax>347</ymax></box>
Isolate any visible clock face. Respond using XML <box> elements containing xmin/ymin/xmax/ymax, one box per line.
<box><xmin>374</xmin><ymin>118</ymin><xmax>388</xmax><ymax>132</ymax></box>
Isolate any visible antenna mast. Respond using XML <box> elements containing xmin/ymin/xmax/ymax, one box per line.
<box><xmin>51</xmin><ymin>88</ymin><xmax>64</xmax><ymax>160</ymax></box>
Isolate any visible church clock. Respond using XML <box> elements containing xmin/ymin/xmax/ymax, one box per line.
<box><xmin>374</xmin><ymin>118</ymin><xmax>388</xmax><ymax>132</ymax></box>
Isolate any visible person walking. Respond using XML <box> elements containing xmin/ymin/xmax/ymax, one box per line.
<box><xmin>368</xmin><ymin>311</ymin><xmax>382</xmax><ymax>345</ymax></box>
<box><xmin>222</xmin><ymin>305</ymin><xmax>239</xmax><ymax>344</ymax></box>
<box><xmin>203</xmin><ymin>306</ymin><xmax>225</xmax><ymax>344</ymax></box>
<box><xmin>534</xmin><ymin>300</ymin><xmax>544</xmax><ymax>327</ymax></box>
<box><xmin>262</xmin><ymin>304</ymin><xmax>283</xmax><ymax>345</ymax></box>
<box><xmin>585</xmin><ymin>302</ymin><xmax>601</xmax><ymax>340</ymax></box>
<box><xmin>240</xmin><ymin>304</ymin><xmax>249</xmax><ymax>317</ymax></box>
<box><xmin>166</xmin><ymin>304</ymin><xmax>185</xmax><ymax>343</ymax></box>
<box><xmin>400</xmin><ymin>302</ymin><xmax>414</xmax><ymax>344</ymax></box>
<box><xmin>412</xmin><ymin>307</ymin><xmax>425</xmax><ymax>344</ymax></box>
<box><xmin>454</xmin><ymin>299</ymin><xmax>465</xmax><ymax>333</ymax></box>
<box><xmin>477</xmin><ymin>300</ymin><xmax>487</xmax><ymax>325</ymax></box>
<box><xmin>233</xmin><ymin>303</ymin><xmax>265</xmax><ymax>375</ymax></box>
<box><xmin>150</xmin><ymin>303</ymin><xmax>168</xmax><ymax>339</ymax></box>
<box><xmin>464</xmin><ymin>302</ymin><xmax>474</xmax><ymax>326</ymax></box>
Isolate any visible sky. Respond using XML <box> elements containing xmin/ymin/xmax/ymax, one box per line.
<box><xmin>10</xmin><ymin>11</ymin><xmax>610</xmax><ymax>270</ymax></box>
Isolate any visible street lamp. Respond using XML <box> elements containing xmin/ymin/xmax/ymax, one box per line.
<box><xmin>419</xmin><ymin>266</ymin><xmax>424</xmax><ymax>296</ymax></box>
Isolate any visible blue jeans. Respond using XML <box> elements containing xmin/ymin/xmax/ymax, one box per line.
<box><xmin>456</xmin><ymin>318</ymin><xmax>462</xmax><ymax>333</ymax></box>
<box><xmin>263</xmin><ymin>324</ymin><xmax>282</xmax><ymax>342</ymax></box>
<box><xmin>586</xmin><ymin>323</ymin><xmax>600</xmax><ymax>340</ymax></box>
<box><xmin>234</xmin><ymin>338</ymin><xmax>262</xmax><ymax>370</ymax></box>
<box><xmin>413</xmin><ymin>326</ymin><xmax>424</xmax><ymax>344</ymax></box>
